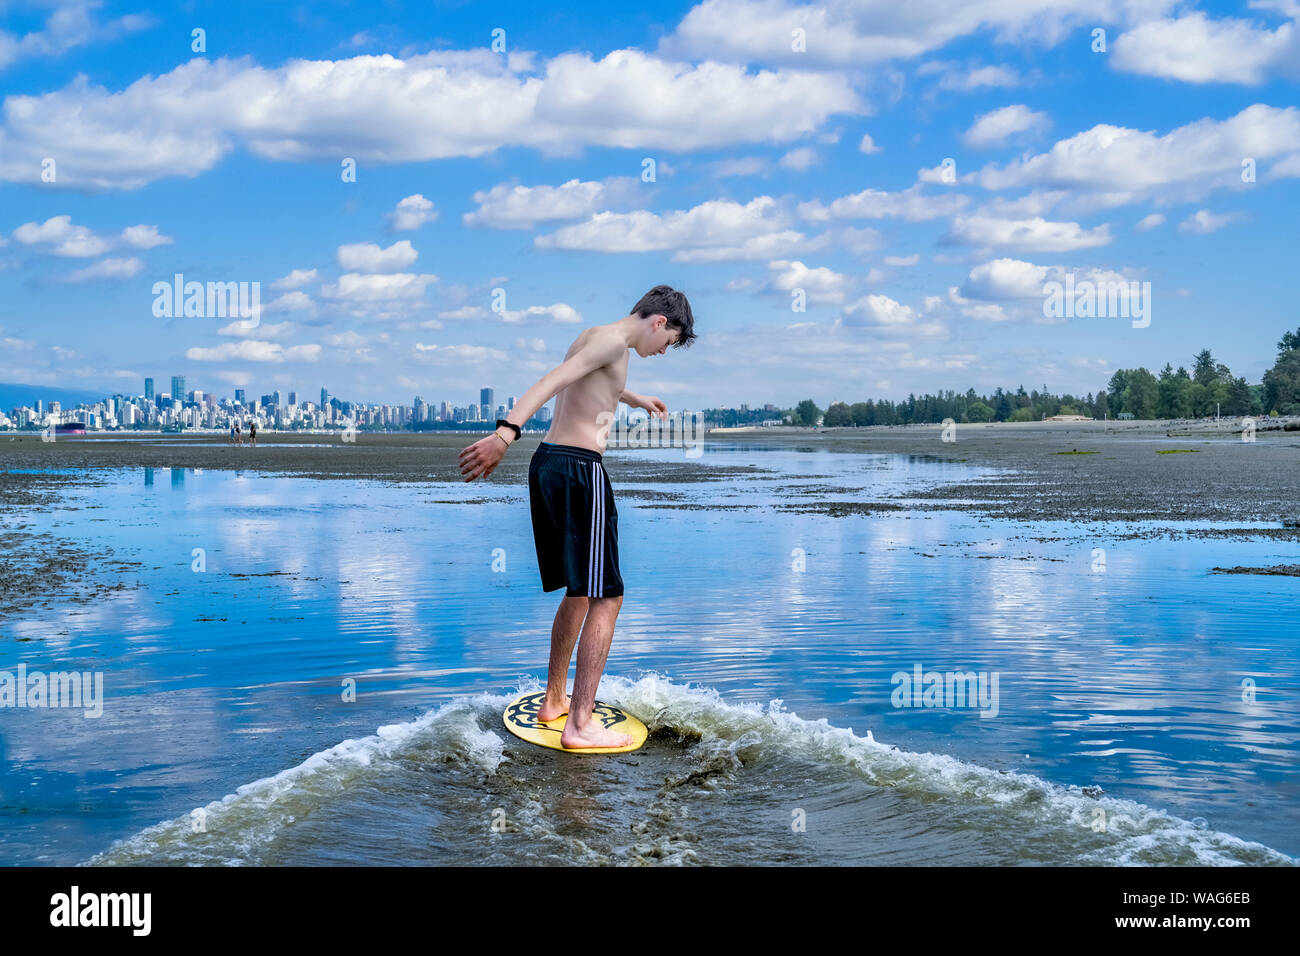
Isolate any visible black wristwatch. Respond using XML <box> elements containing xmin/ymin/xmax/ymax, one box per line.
<box><xmin>496</xmin><ymin>419</ymin><xmax>521</xmax><ymax>442</ymax></box>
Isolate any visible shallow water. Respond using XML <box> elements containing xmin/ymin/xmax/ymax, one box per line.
<box><xmin>1</xmin><ymin>444</ymin><xmax>1296</xmax><ymax>866</ymax></box>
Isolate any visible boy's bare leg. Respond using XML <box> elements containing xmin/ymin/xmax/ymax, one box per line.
<box><xmin>537</xmin><ymin>595</ymin><xmax>587</xmax><ymax>721</ymax></box>
<box><xmin>561</xmin><ymin>595</ymin><xmax>634</xmax><ymax>749</ymax></box>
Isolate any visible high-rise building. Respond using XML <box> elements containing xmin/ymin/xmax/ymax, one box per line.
<box><xmin>480</xmin><ymin>387</ymin><xmax>493</xmax><ymax>421</ymax></box>
<box><xmin>321</xmin><ymin>387</ymin><xmax>330</xmax><ymax>408</ymax></box>
<box><xmin>272</xmin><ymin>389</ymin><xmax>282</xmax><ymax>409</ymax></box>
<box><xmin>414</xmin><ymin>397</ymin><xmax>426</xmax><ymax>422</ymax></box>
<box><xmin>172</xmin><ymin>376</ymin><xmax>185</xmax><ymax>403</ymax></box>
<box><xmin>507</xmin><ymin>396</ymin><xmax>516</xmax><ymax>410</ymax></box>
<box><xmin>235</xmin><ymin>389</ymin><xmax>246</xmax><ymax>404</ymax></box>
<box><xmin>288</xmin><ymin>391</ymin><xmax>298</xmax><ymax>406</ymax></box>
<box><xmin>144</xmin><ymin>377</ymin><xmax>154</xmax><ymax>401</ymax></box>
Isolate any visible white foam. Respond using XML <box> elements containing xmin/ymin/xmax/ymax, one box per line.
<box><xmin>86</xmin><ymin>674</ymin><xmax>1297</xmax><ymax>867</ymax></box>
<box><xmin>599</xmin><ymin>672</ymin><xmax>1298</xmax><ymax>867</ymax></box>
<box><xmin>85</xmin><ymin>689</ymin><xmax>516</xmax><ymax>866</ymax></box>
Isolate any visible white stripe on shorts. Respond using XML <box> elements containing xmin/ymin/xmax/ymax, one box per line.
<box><xmin>588</xmin><ymin>461</ymin><xmax>604</xmax><ymax>597</ymax></box>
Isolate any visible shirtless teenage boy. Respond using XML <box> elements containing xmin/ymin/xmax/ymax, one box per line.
<box><xmin>457</xmin><ymin>285</ymin><xmax>695</xmax><ymax>749</ymax></box>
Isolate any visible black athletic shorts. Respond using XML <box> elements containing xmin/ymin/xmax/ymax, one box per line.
<box><xmin>528</xmin><ymin>441</ymin><xmax>623</xmax><ymax>598</ymax></box>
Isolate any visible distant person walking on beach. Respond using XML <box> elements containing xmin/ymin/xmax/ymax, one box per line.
<box><xmin>248</xmin><ymin>419</ymin><xmax>257</xmax><ymax>446</ymax></box>
<box><xmin>234</xmin><ymin>421</ymin><xmax>241</xmax><ymax>445</ymax></box>
<box><xmin>458</xmin><ymin>285</ymin><xmax>695</xmax><ymax>749</ymax></box>
<box><xmin>229</xmin><ymin>421</ymin><xmax>236</xmax><ymax>445</ymax></box>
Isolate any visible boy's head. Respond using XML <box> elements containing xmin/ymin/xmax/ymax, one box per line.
<box><xmin>630</xmin><ymin>284</ymin><xmax>695</xmax><ymax>357</ymax></box>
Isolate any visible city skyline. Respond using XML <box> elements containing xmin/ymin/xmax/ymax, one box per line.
<box><xmin>0</xmin><ymin>373</ymin><xmax>543</xmax><ymax>431</ymax></box>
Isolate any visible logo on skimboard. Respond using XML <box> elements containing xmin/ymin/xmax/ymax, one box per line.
<box><xmin>502</xmin><ymin>691</ymin><xmax>648</xmax><ymax>754</ymax></box>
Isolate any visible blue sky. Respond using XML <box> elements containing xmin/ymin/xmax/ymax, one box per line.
<box><xmin>1</xmin><ymin>0</ymin><xmax>1298</xmax><ymax>410</ymax></box>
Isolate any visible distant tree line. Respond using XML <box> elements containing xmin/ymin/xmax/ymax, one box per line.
<box><xmin>701</xmin><ymin>407</ymin><xmax>782</xmax><ymax>427</ymax></box>
<box><xmin>775</xmin><ymin>326</ymin><xmax>1300</xmax><ymax>426</ymax></box>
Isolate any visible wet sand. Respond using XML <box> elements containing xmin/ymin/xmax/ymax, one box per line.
<box><xmin>711</xmin><ymin>417</ymin><xmax>1300</xmax><ymax>524</ymax></box>
<box><xmin>2</xmin><ymin>419</ymin><xmax>1298</xmax><ymax>621</ymax></box>
<box><xmin>0</xmin><ymin>432</ymin><xmax>758</xmax><ymax>484</ymax></box>
<box><xmin>0</xmin><ymin>470</ymin><xmax>140</xmax><ymax>618</ymax></box>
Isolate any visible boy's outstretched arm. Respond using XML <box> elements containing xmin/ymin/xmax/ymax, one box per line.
<box><xmin>620</xmin><ymin>389</ymin><xmax>668</xmax><ymax>419</ymax></box>
<box><xmin>457</xmin><ymin>332</ymin><xmax>624</xmax><ymax>482</ymax></box>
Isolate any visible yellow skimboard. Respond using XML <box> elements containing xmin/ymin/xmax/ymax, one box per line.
<box><xmin>503</xmin><ymin>691</ymin><xmax>647</xmax><ymax>754</ymax></box>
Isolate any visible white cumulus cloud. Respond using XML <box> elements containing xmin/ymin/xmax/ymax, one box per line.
<box><xmin>1178</xmin><ymin>209</ymin><xmax>1243</xmax><ymax>234</ymax></box>
<box><xmin>336</xmin><ymin>240</ymin><xmax>418</xmax><ymax>272</ymax></box>
<box><xmin>1112</xmin><ymin>12</ymin><xmax>1300</xmax><ymax>85</ymax></box>
<box><xmin>271</xmin><ymin>268</ymin><xmax>318</xmax><ymax>290</ymax></box>
<box><xmin>186</xmin><ymin>340</ymin><xmax>321</xmax><ymax>362</ymax></box>
<box><xmin>13</xmin><ymin>215</ymin><xmax>111</xmax><ymax>257</ymax></box>
<box><xmin>942</xmin><ymin>215</ymin><xmax>1112</xmax><ymax>252</ymax></box>
<box><xmin>536</xmin><ymin>195</ymin><xmax>822</xmax><ymax>263</ymax></box>
<box><xmin>0</xmin><ymin>49</ymin><xmax>864</xmax><ymax>189</ymax></box>
<box><xmin>387</xmin><ymin>194</ymin><xmax>438</xmax><ymax>231</ymax></box>
<box><xmin>961</xmin><ymin>104</ymin><xmax>1050</xmax><ymax>149</ymax></box>
<box><xmin>798</xmin><ymin>183</ymin><xmax>969</xmax><ymax>222</ymax></box>
<box><xmin>321</xmin><ymin>272</ymin><xmax>438</xmax><ymax>301</ymax></box>
<box><xmin>119</xmin><ymin>224</ymin><xmax>173</xmax><ymax>248</ymax></box>
<box><xmin>464</xmin><ymin>177</ymin><xmax>639</xmax><ymax>229</ymax></box>
<box><xmin>62</xmin><ymin>256</ymin><xmax>143</xmax><ymax>281</ymax></box>
<box><xmin>765</xmin><ymin>259</ymin><xmax>852</xmax><ymax>304</ymax></box>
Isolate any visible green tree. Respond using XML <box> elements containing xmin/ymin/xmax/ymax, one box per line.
<box><xmin>992</xmin><ymin>388</ymin><xmax>1011</xmax><ymax>421</ymax></box>
<box><xmin>1193</xmin><ymin>349</ymin><xmax>1217</xmax><ymax>387</ymax></box>
<box><xmin>1106</xmin><ymin>370</ymin><xmax>1130</xmax><ymax>416</ymax></box>
<box><xmin>1262</xmin><ymin>349</ymin><xmax>1300</xmax><ymax>415</ymax></box>
<box><xmin>966</xmin><ymin>400</ymin><xmax>994</xmax><ymax>422</ymax></box>
<box><xmin>1224</xmin><ymin>377</ymin><xmax>1255</xmax><ymax>416</ymax></box>
<box><xmin>792</xmin><ymin>399</ymin><xmax>823</xmax><ymax>426</ymax></box>
<box><xmin>823</xmin><ymin>401</ymin><xmax>853</xmax><ymax>426</ymax></box>
<box><xmin>1157</xmin><ymin>364</ymin><xmax>1194</xmax><ymax>418</ymax></box>
<box><xmin>1124</xmin><ymin>368</ymin><xmax>1158</xmax><ymax>418</ymax></box>
<box><xmin>849</xmin><ymin>402</ymin><xmax>873</xmax><ymax>426</ymax></box>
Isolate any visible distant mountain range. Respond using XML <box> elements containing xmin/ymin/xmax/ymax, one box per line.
<box><xmin>0</xmin><ymin>382</ymin><xmax>114</xmax><ymax>413</ymax></box>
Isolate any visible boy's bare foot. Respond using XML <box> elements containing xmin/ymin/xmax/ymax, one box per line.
<box><xmin>561</xmin><ymin>720</ymin><xmax>634</xmax><ymax>750</ymax></box>
<box><xmin>537</xmin><ymin>693</ymin><xmax>570</xmax><ymax>722</ymax></box>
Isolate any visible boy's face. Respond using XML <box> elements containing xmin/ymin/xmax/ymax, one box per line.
<box><xmin>636</xmin><ymin>314</ymin><xmax>681</xmax><ymax>357</ymax></box>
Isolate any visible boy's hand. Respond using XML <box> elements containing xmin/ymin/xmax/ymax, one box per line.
<box><xmin>458</xmin><ymin>433</ymin><xmax>508</xmax><ymax>481</ymax></box>
<box><xmin>630</xmin><ymin>393</ymin><xmax>668</xmax><ymax>419</ymax></box>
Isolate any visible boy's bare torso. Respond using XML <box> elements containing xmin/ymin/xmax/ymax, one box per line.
<box><xmin>543</xmin><ymin>325</ymin><xmax>628</xmax><ymax>454</ymax></box>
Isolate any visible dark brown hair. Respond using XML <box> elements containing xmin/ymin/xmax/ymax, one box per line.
<box><xmin>631</xmin><ymin>284</ymin><xmax>695</xmax><ymax>348</ymax></box>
